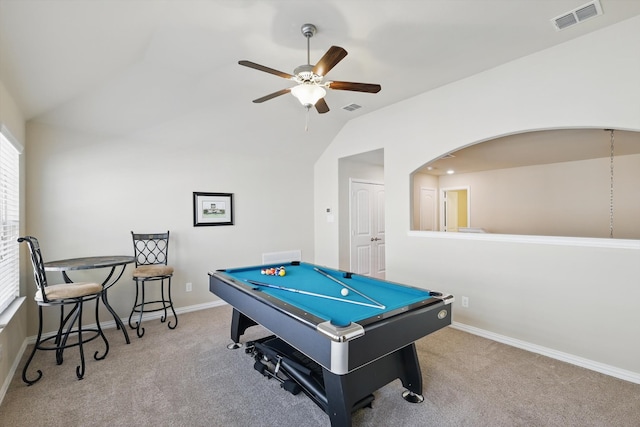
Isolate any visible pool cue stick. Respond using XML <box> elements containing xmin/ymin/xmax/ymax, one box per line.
<box><xmin>246</xmin><ymin>279</ymin><xmax>384</xmax><ymax>309</ymax></box>
<box><xmin>313</xmin><ymin>267</ymin><xmax>386</xmax><ymax>309</ymax></box>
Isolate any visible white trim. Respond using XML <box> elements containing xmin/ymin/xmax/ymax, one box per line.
<box><xmin>439</xmin><ymin>186</ymin><xmax>471</xmax><ymax>232</ymax></box>
<box><xmin>0</xmin><ymin>123</ymin><xmax>23</xmax><ymax>154</ymax></box>
<box><xmin>350</xmin><ymin>178</ymin><xmax>384</xmax><ymax>186</ymax></box>
<box><xmin>451</xmin><ymin>321</ymin><xmax>640</xmax><ymax>384</ymax></box>
<box><xmin>407</xmin><ymin>230</ymin><xmax>640</xmax><ymax>250</ymax></box>
<box><xmin>0</xmin><ymin>296</ymin><xmax>24</xmax><ymax>329</ymax></box>
<box><xmin>22</xmin><ymin>299</ymin><xmax>227</xmax><ymax>346</ymax></box>
<box><xmin>0</xmin><ymin>333</ymin><xmax>28</xmax><ymax>407</ymax></box>
<box><xmin>68</xmin><ymin>299</ymin><xmax>227</xmax><ymax>343</ymax></box>
<box><xmin>3</xmin><ymin>299</ymin><xmax>636</xmax><ymax>408</ymax></box>
<box><xmin>0</xmin><ymin>298</ymin><xmax>26</xmax><ymax>406</ymax></box>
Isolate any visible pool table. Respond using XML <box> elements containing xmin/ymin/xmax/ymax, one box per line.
<box><xmin>208</xmin><ymin>261</ymin><xmax>453</xmax><ymax>427</ymax></box>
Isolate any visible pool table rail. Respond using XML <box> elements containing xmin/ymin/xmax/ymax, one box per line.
<box><xmin>209</xmin><ymin>262</ymin><xmax>453</xmax><ymax>339</ymax></box>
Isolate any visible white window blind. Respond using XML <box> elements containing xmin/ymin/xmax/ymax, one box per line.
<box><xmin>0</xmin><ymin>126</ymin><xmax>21</xmax><ymax>314</ymax></box>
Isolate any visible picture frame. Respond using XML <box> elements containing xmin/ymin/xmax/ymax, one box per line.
<box><xmin>193</xmin><ymin>192</ymin><xmax>234</xmax><ymax>226</ymax></box>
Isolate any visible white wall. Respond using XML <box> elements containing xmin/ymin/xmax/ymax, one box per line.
<box><xmin>24</xmin><ymin>121</ymin><xmax>316</xmax><ymax>336</ymax></box>
<box><xmin>315</xmin><ymin>16</ymin><xmax>640</xmax><ymax>379</ymax></box>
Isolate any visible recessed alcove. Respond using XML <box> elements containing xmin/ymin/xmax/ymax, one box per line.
<box><xmin>411</xmin><ymin>129</ymin><xmax>640</xmax><ymax>239</ymax></box>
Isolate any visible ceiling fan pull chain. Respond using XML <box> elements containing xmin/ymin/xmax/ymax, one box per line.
<box><xmin>305</xmin><ymin>107</ymin><xmax>310</xmax><ymax>131</ymax></box>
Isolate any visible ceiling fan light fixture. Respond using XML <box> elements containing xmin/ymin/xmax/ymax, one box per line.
<box><xmin>291</xmin><ymin>84</ymin><xmax>326</xmax><ymax>108</ymax></box>
<box><xmin>239</xmin><ymin>22</ymin><xmax>380</xmax><ymax>117</ymax></box>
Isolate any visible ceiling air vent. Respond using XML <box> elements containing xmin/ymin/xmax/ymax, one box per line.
<box><xmin>342</xmin><ymin>103</ymin><xmax>362</xmax><ymax>112</ymax></box>
<box><xmin>551</xmin><ymin>0</ymin><xmax>603</xmax><ymax>31</ymax></box>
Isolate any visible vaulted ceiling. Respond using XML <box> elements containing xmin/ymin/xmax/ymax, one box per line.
<box><xmin>1</xmin><ymin>1</ymin><xmax>639</xmax><ymax>160</ymax></box>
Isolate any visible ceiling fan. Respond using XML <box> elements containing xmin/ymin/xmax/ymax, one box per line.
<box><xmin>239</xmin><ymin>23</ymin><xmax>381</xmax><ymax>114</ymax></box>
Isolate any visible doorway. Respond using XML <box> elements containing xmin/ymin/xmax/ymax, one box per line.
<box><xmin>350</xmin><ymin>180</ymin><xmax>385</xmax><ymax>279</ymax></box>
<box><xmin>440</xmin><ymin>187</ymin><xmax>469</xmax><ymax>232</ymax></box>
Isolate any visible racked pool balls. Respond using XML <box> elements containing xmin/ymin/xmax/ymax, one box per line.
<box><xmin>261</xmin><ymin>266</ymin><xmax>286</xmax><ymax>276</ymax></box>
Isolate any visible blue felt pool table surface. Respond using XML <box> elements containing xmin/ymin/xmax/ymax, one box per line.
<box><xmin>219</xmin><ymin>262</ymin><xmax>436</xmax><ymax>327</ymax></box>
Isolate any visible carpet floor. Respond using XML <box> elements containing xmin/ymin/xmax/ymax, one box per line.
<box><xmin>1</xmin><ymin>305</ymin><xmax>639</xmax><ymax>426</ymax></box>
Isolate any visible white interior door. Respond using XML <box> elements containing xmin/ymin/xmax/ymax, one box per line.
<box><xmin>350</xmin><ymin>181</ymin><xmax>385</xmax><ymax>279</ymax></box>
<box><xmin>419</xmin><ymin>187</ymin><xmax>436</xmax><ymax>231</ymax></box>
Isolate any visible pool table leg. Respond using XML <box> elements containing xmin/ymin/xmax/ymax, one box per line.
<box><xmin>398</xmin><ymin>344</ymin><xmax>424</xmax><ymax>402</ymax></box>
<box><xmin>322</xmin><ymin>343</ymin><xmax>424</xmax><ymax>427</ymax></box>
<box><xmin>323</xmin><ymin>372</ymin><xmax>355</xmax><ymax>427</ymax></box>
<box><xmin>229</xmin><ymin>308</ymin><xmax>257</xmax><ymax>348</ymax></box>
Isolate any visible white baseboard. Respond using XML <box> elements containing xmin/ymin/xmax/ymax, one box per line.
<box><xmin>4</xmin><ymin>303</ymin><xmax>637</xmax><ymax>408</ymax></box>
<box><xmin>0</xmin><ymin>337</ymin><xmax>27</xmax><ymax>407</ymax></box>
<box><xmin>99</xmin><ymin>300</ymin><xmax>228</xmax><ymax>333</ymax></box>
<box><xmin>20</xmin><ymin>300</ymin><xmax>227</xmax><ymax>345</ymax></box>
<box><xmin>451</xmin><ymin>321</ymin><xmax>640</xmax><ymax>385</ymax></box>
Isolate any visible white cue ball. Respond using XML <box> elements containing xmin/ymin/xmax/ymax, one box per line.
<box><xmin>341</xmin><ymin>288</ymin><xmax>349</xmax><ymax>296</ymax></box>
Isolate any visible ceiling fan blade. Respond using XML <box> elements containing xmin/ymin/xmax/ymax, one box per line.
<box><xmin>315</xmin><ymin>98</ymin><xmax>330</xmax><ymax>114</ymax></box>
<box><xmin>312</xmin><ymin>46</ymin><xmax>348</xmax><ymax>76</ymax></box>
<box><xmin>252</xmin><ymin>88</ymin><xmax>292</xmax><ymax>103</ymax></box>
<box><xmin>328</xmin><ymin>81</ymin><xmax>381</xmax><ymax>93</ymax></box>
<box><xmin>239</xmin><ymin>60</ymin><xmax>294</xmax><ymax>79</ymax></box>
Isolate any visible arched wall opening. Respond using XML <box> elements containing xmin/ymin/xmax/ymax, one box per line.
<box><xmin>410</xmin><ymin>128</ymin><xmax>640</xmax><ymax>239</ymax></box>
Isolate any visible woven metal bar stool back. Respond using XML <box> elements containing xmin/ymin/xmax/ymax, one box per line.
<box><xmin>128</xmin><ymin>231</ymin><xmax>178</xmax><ymax>338</ymax></box>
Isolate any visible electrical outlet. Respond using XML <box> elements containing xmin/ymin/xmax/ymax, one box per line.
<box><xmin>461</xmin><ymin>296</ymin><xmax>469</xmax><ymax>308</ymax></box>
<box><xmin>186</xmin><ymin>282</ymin><xmax>192</xmax><ymax>292</ymax></box>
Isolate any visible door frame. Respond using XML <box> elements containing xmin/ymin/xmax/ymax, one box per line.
<box><xmin>349</xmin><ymin>178</ymin><xmax>385</xmax><ymax>277</ymax></box>
<box><xmin>440</xmin><ymin>186</ymin><xmax>471</xmax><ymax>232</ymax></box>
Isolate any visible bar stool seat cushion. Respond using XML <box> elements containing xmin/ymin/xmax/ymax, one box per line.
<box><xmin>132</xmin><ymin>265</ymin><xmax>174</xmax><ymax>278</ymax></box>
<box><xmin>35</xmin><ymin>282</ymin><xmax>103</xmax><ymax>302</ymax></box>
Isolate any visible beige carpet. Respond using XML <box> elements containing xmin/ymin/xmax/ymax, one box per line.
<box><xmin>1</xmin><ymin>305</ymin><xmax>639</xmax><ymax>426</ymax></box>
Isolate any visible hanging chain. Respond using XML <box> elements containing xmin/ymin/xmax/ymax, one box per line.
<box><xmin>608</xmin><ymin>129</ymin><xmax>615</xmax><ymax>238</ymax></box>
<box><xmin>305</xmin><ymin>106</ymin><xmax>310</xmax><ymax>132</ymax></box>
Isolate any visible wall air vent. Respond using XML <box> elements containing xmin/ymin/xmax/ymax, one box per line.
<box><xmin>551</xmin><ymin>0</ymin><xmax>603</xmax><ymax>31</ymax></box>
<box><xmin>342</xmin><ymin>103</ymin><xmax>362</xmax><ymax>112</ymax></box>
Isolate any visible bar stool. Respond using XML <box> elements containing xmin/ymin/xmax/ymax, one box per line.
<box><xmin>128</xmin><ymin>231</ymin><xmax>177</xmax><ymax>337</ymax></box>
<box><xmin>18</xmin><ymin>236</ymin><xmax>109</xmax><ymax>385</ymax></box>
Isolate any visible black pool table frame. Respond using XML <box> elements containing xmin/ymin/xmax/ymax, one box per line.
<box><xmin>209</xmin><ymin>266</ymin><xmax>453</xmax><ymax>427</ymax></box>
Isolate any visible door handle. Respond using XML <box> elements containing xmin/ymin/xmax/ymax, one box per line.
<box><xmin>370</xmin><ymin>237</ymin><xmax>381</xmax><ymax>241</ymax></box>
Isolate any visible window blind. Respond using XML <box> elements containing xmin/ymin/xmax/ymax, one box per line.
<box><xmin>0</xmin><ymin>126</ymin><xmax>21</xmax><ymax>315</ymax></box>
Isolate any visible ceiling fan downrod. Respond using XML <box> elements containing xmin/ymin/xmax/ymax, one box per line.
<box><xmin>301</xmin><ymin>23</ymin><xmax>317</xmax><ymax>66</ymax></box>
<box><xmin>294</xmin><ymin>23</ymin><xmax>320</xmax><ymax>80</ymax></box>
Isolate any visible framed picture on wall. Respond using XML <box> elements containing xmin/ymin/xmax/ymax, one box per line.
<box><xmin>193</xmin><ymin>192</ymin><xmax>234</xmax><ymax>226</ymax></box>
